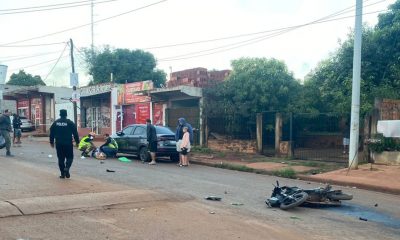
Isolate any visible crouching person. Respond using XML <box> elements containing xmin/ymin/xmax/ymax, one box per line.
<box><xmin>100</xmin><ymin>133</ymin><xmax>118</xmax><ymax>158</ymax></box>
<box><xmin>79</xmin><ymin>132</ymin><xmax>96</xmax><ymax>157</ymax></box>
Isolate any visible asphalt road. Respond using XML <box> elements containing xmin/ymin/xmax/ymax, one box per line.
<box><xmin>1</xmin><ymin>138</ymin><xmax>400</xmax><ymax>239</ymax></box>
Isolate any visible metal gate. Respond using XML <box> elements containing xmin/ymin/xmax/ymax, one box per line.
<box><xmin>166</xmin><ymin>107</ymin><xmax>200</xmax><ymax>145</ymax></box>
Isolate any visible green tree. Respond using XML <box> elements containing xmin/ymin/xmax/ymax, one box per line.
<box><xmin>205</xmin><ymin>57</ymin><xmax>301</xmax><ymax>117</ymax></box>
<box><xmin>84</xmin><ymin>47</ymin><xmax>166</xmax><ymax>87</ymax></box>
<box><xmin>304</xmin><ymin>0</ymin><xmax>400</xmax><ymax>116</ymax></box>
<box><xmin>7</xmin><ymin>70</ymin><xmax>46</xmax><ymax>86</ymax></box>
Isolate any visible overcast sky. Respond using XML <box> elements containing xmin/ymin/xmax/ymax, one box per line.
<box><xmin>0</xmin><ymin>0</ymin><xmax>395</xmax><ymax>87</ymax></box>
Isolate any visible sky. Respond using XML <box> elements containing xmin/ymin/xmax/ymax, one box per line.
<box><xmin>0</xmin><ymin>0</ymin><xmax>396</xmax><ymax>87</ymax></box>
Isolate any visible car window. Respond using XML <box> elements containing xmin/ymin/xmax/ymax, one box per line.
<box><xmin>133</xmin><ymin>127</ymin><xmax>146</xmax><ymax>136</ymax></box>
<box><xmin>155</xmin><ymin>126</ymin><xmax>174</xmax><ymax>134</ymax></box>
<box><xmin>122</xmin><ymin>126</ymin><xmax>134</xmax><ymax>135</ymax></box>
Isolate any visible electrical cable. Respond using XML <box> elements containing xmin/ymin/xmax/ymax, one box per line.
<box><xmin>0</xmin><ymin>0</ymin><xmax>118</xmax><ymax>15</ymax></box>
<box><xmin>145</xmin><ymin>0</ymin><xmax>385</xmax><ymax>50</ymax></box>
<box><xmin>158</xmin><ymin>9</ymin><xmax>387</xmax><ymax>62</ymax></box>
<box><xmin>0</xmin><ymin>42</ymin><xmax>66</xmax><ymax>47</ymax></box>
<box><xmin>0</xmin><ymin>50</ymin><xmax>63</xmax><ymax>62</ymax></box>
<box><xmin>43</xmin><ymin>43</ymin><xmax>69</xmax><ymax>81</ymax></box>
<box><xmin>8</xmin><ymin>55</ymin><xmax>69</xmax><ymax>72</ymax></box>
<box><xmin>0</xmin><ymin>0</ymin><xmax>168</xmax><ymax>46</ymax></box>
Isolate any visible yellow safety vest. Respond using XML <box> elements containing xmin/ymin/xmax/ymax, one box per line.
<box><xmin>79</xmin><ymin>136</ymin><xmax>91</xmax><ymax>150</ymax></box>
<box><xmin>108</xmin><ymin>138</ymin><xmax>118</xmax><ymax>149</ymax></box>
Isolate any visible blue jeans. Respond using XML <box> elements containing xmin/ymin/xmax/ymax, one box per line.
<box><xmin>100</xmin><ymin>146</ymin><xmax>117</xmax><ymax>157</ymax></box>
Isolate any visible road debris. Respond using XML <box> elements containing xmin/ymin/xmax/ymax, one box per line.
<box><xmin>231</xmin><ymin>203</ymin><xmax>244</xmax><ymax>206</ymax></box>
<box><xmin>106</xmin><ymin>169</ymin><xmax>115</xmax><ymax>172</ymax></box>
<box><xmin>100</xmin><ymin>161</ymin><xmax>105</xmax><ymax>164</ymax></box>
<box><xmin>118</xmin><ymin>157</ymin><xmax>131</xmax><ymax>162</ymax></box>
<box><xmin>205</xmin><ymin>196</ymin><xmax>222</xmax><ymax>201</ymax></box>
<box><xmin>374</xmin><ymin>203</ymin><xmax>378</xmax><ymax>207</ymax></box>
<box><xmin>290</xmin><ymin>216</ymin><xmax>301</xmax><ymax>220</ymax></box>
<box><xmin>48</xmin><ymin>154</ymin><xmax>52</xmax><ymax>158</ymax></box>
<box><xmin>209</xmin><ymin>211</ymin><xmax>216</xmax><ymax>214</ymax></box>
<box><xmin>359</xmin><ymin>217</ymin><xmax>368</xmax><ymax>221</ymax></box>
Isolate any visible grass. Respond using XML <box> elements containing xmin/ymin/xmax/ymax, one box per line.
<box><xmin>214</xmin><ymin>163</ymin><xmax>254</xmax><ymax>172</ymax></box>
<box><xmin>191</xmin><ymin>146</ymin><xmax>213</xmax><ymax>154</ymax></box>
<box><xmin>272</xmin><ymin>168</ymin><xmax>297</xmax><ymax>179</ymax></box>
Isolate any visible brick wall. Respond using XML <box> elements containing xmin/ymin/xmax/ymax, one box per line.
<box><xmin>378</xmin><ymin>99</ymin><xmax>400</xmax><ymax>120</ymax></box>
<box><xmin>208</xmin><ymin>139</ymin><xmax>257</xmax><ymax>153</ymax></box>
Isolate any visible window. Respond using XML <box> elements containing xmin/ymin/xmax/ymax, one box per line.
<box><xmin>122</xmin><ymin>126</ymin><xmax>134</xmax><ymax>135</ymax></box>
<box><xmin>134</xmin><ymin>127</ymin><xmax>146</xmax><ymax>136</ymax></box>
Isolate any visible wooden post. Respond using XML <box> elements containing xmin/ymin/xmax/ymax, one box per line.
<box><xmin>275</xmin><ymin>113</ymin><xmax>282</xmax><ymax>155</ymax></box>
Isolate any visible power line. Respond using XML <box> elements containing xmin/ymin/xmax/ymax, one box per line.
<box><xmin>8</xmin><ymin>55</ymin><xmax>69</xmax><ymax>72</ymax></box>
<box><xmin>0</xmin><ymin>42</ymin><xmax>66</xmax><ymax>48</ymax></box>
<box><xmin>146</xmin><ymin>0</ymin><xmax>386</xmax><ymax>50</ymax></box>
<box><xmin>0</xmin><ymin>50</ymin><xmax>64</xmax><ymax>62</ymax></box>
<box><xmin>43</xmin><ymin>43</ymin><xmax>69</xmax><ymax>81</ymax></box>
<box><xmin>0</xmin><ymin>0</ymin><xmax>168</xmax><ymax>46</ymax></box>
<box><xmin>159</xmin><ymin>9</ymin><xmax>387</xmax><ymax>62</ymax></box>
<box><xmin>0</xmin><ymin>0</ymin><xmax>118</xmax><ymax>15</ymax></box>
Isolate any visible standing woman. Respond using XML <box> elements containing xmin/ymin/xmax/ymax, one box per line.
<box><xmin>175</xmin><ymin>118</ymin><xmax>193</xmax><ymax>166</ymax></box>
<box><xmin>180</xmin><ymin>126</ymin><xmax>191</xmax><ymax>166</ymax></box>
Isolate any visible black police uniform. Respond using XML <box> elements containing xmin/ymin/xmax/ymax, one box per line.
<box><xmin>49</xmin><ymin>110</ymin><xmax>79</xmax><ymax>178</ymax></box>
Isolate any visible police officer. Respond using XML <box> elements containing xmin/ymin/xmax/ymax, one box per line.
<box><xmin>49</xmin><ymin>109</ymin><xmax>79</xmax><ymax>179</ymax></box>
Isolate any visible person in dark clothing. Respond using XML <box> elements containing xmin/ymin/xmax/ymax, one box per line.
<box><xmin>0</xmin><ymin>109</ymin><xmax>13</xmax><ymax>157</ymax></box>
<box><xmin>12</xmin><ymin>114</ymin><xmax>22</xmax><ymax>146</ymax></box>
<box><xmin>49</xmin><ymin>109</ymin><xmax>79</xmax><ymax>179</ymax></box>
<box><xmin>175</xmin><ymin>118</ymin><xmax>193</xmax><ymax>165</ymax></box>
<box><xmin>146</xmin><ymin>119</ymin><xmax>157</xmax><ymax>165</ymax></box>
<box><xmin>100</xmin><ymin>133</ymin><xmax>118</xmax><ymax>157</ymax></box>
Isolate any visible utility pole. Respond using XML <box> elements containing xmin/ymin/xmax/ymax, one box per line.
<box><xmin>70</xmin><ymin>39</ymin><xmax>78</xmax><ymax>125</ymax></box>
<box><xmin>91</xmin><ymin>0</ymin><xmax>94</xmax><ymax>54</ymax></box>
<box><xmin>349</xmin><ymin>0</ymin><xmax>363</xmax><ymax>169</ymax></box>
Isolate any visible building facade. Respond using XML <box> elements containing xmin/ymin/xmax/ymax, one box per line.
<box><xmin>167</xmin><ymin>67</ymin><xmax>230</xmax><ymax>88</ymax></box>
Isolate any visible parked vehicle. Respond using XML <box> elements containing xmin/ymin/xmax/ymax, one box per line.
<box><xmin>286</xmin><ymin>184</ymin><xmax>353</xmax><ymax>206</ymax></box>
<box><xmin>20</xmin><ymin>117</ymin><xmax>36</xmax><ymax>132</ymax></box>
<box><xmin>266</xmin><ymin>181</ymin><xmax>308</xmax><ymax>210</ymax></box>
<box><xmin>112</xmin><ymin>124</ymin><xmax>179</xmax><ymax>162</ymax></box>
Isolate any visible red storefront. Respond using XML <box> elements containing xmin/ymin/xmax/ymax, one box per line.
<box><xmin>115</xmin><ymin>81</ymin><xmax>153</xmax><ymax>132</ymax></box>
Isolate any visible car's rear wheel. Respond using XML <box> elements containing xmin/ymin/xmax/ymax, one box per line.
<box><xmin>139</xmin><ymin>146</ymin><xmax>150</xmax><ymax>162</ymax></box>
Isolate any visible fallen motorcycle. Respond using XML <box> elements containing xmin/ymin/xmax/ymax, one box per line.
<box><xmin>289</xmin><ymin>184</ymin><xmax>353</xmax><ymax>206</ymax></box>
<box><xmin>266</xmin><ymin>181</ymin><xmax>308</xmax><ymax>210</ymax></box>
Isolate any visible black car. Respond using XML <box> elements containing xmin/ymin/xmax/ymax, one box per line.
<box><xmin>113</xmin><ymin>124</ymin><xmax>179</xmax><ymax>162</ymax></box>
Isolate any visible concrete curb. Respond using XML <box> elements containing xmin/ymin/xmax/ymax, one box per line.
<box><xmin>1</xmin><ymin>190</ymin><xmax>169</xmax><ymax>218</ymax></box>
<box><xmin>297</xmin><ymin>175</ymin><xmax>400</xmax><ymax>195</ymax></box>
<box><xmin>191</xmin><ymin>160</ymin><xmax>400</xmax><ymax>195</ymax></box>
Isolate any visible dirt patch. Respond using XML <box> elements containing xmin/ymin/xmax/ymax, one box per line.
<box><xmin>246</xmin><ymin>162</ymin><xmax>316</xmax><ymax>173</ymax></box>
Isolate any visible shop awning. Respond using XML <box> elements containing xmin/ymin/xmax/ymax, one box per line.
<box><xmin>149</xmin><ymin>86</ymin><xmax>202</xmax><ymax>101</ymax></box>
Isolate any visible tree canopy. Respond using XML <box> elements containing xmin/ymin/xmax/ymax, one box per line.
<box><xmin>84</xmin><ymin>47</ymin><xmax>166</xmax><ymax>87</ymax></box>
<box><xmin>205</xmin><ymin>57</ymin><xmax>301</xmax><ymax>117</ymax></box>
<box><xmin>7</xmin><ymin>70</ymin><xmax>46</xmax><ymax>86</ymax></box>
<box><xmin>303</xmin><ymin>0</ymin><xmax>400</xmax><ymax>116</ymax></box>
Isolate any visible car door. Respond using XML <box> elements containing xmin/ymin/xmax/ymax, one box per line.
<box><xmin>118</xmin><ymin>126</ymin><xmax>135</xmax><ymax>152</ymax></box>
<box><xmin>131</xmin><ymin>126</ymin><xmax>147</xmax><ymax>153</ymax></box>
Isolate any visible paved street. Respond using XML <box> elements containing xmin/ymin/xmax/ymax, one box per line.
<box><xmin>0</xmin><ymin>138</ymin><xmax>399</xmax><ymax>240</ymax></box>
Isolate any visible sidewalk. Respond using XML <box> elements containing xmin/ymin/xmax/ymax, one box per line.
<box><xmin>190</xmin><ymin>153</ymin><xmax>400</xmax><ymax>195</ymax></box>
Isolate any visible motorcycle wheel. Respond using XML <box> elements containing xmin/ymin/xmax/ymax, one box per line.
<box><xmin>327</xmin><ymin>191</ymin><xmax>353</xmax><ymax>201</ymax></box>
<box><xmin>280</xmin><ymin>192</ymin><xmax>308</xmax><ymax>210</ymax></box>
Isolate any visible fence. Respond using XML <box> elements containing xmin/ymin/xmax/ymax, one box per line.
<box><xmin>262</xmin><ymin>112</ymin><xmax>358</xmax><ymax>162</ymax></box>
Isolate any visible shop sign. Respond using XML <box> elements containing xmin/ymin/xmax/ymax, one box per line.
<box><xmin>124</xmin><ymin>81</ymin><xmax>153</xmax><ymax>104</ymax></box>
<box><xmin>135</xmin><ymin>103</ymin><xmax>150</xmax><ymax>124</ymax></box>
<box><xmin>152</xmin><ymin>103</ymin><xmax>164</xmax><ymax>126</ymax></box>
<box><xmin>80</xmin><ymin>83</ymin><xmax>113</xmax><ymax>97</ymax></box>
<box><xmin>17</xmin><ymin>99</ymin><xmax>29</xmax><ymax>108</ymax></box>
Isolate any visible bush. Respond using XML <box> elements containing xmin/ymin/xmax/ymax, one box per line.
<box><xmin>366</xmin><ymin>134</ymin><xmax>400</xmax><ymax>153</ymax></box>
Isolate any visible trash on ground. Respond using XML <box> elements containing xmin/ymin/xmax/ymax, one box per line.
<box><xmin>231</xmin><ymin>203</ymin><xmax>244</xmax><ymax>206</ymax></box>
<box><xmin>209</xmin><ymin>211</ymin><xmax>216</xmax><ymax>214</ymax></box>
<box><xmin>374</xmin><ymin>203</ymin><xmax>378</xmax><ymax>207</ymax></box>
<box><xmin>106</xmin><ymin>169</ymin><xmax>115</xmax><ymax>172</ymax></box>
<box><xmin>100</xmin><ymin>161</ymin><xmax>105</xmax><ymax>164</ymax></box>
<box><xmin>118</xmin><ymin>157</ymin><xmax>131</xmax><ymax>162</ymax></box>
<box><xmin>48</xmin><ymin>154</ymin><xmax>52</xmax><ymax>158</ymax></box>
<box><xmin>205</xmin><ymin>196</ymin><xmax>222</xmax><ymax>201</ymax></box>
<box><xmin>359</xmin><ymin>217</ymin><xmax>368</xmax><ymax>221</ymax></box>
<box><xmin>290</xmin><ymin>216</ymin><xmax>301</xmax><ymax>220</ymax></box>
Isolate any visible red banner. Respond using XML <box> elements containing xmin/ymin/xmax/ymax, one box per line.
<box><xmin>135</xmin><ymin>103</ymin><xmax>150</xmax><ymax>124</ymax></box>
<box><xmin>152</xmin><ymin>103</ymin><xmax>164</xmax><ymax>126</ymax></box>
<box><xmin>124</xmin><ymin>81</ymin><xmax>153</xmax><ymax>104</ymax></box>
<box><xmin>17</xmin><ymin>99</ymin><xmax>29</xmax><ymax>108</ymax></box>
